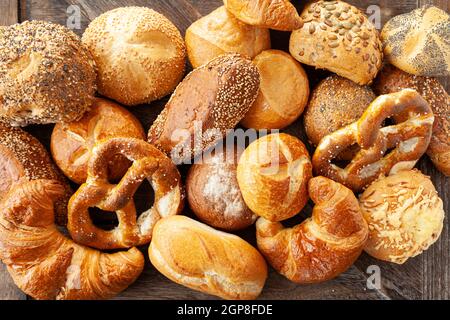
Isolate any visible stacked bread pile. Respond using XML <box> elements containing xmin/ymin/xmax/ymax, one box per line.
<box><xmin>0</xmin><ymin>1</ymin><xmax>448</xmax><ymax>300</ymax></box>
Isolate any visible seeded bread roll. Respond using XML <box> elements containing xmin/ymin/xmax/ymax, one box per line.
<box><xmin>289</xmin><ymin>0</ymin><xmax>382</xmax><ymax>85</ymax></box>
<box><xmin>82</xmin><ymin>7</ymin><xmax>186</xmax><ymax>106</ymax></box>
<box><xmin>373</xmin><ymin>65</ymin><xmax>450</xmax><ymax>176</ymax></box>
<box><xmin>360</xmin><ymin>170</ymin><xmax>444</xmax><ymax>264</ymax></box>
<box><xmin>381</xmin><ymin>6</ymin><xmax>449</xmax><ymax>77</ymax></box>
<box><xmin>148</xmin><ymin>53</ymin><xmax>260</xmax><ymax>163</ymax></box>
<box><xmin>51</xmin><ymin>98</ymin><xmax>146</xmax><ymax>184</ymax></box>
<box><xmin>185</xmin><ymin>6</ymin><xmax>271</xmax><ymax>68</ymax></box>
<box><xmin>304</xmin><ymin>75</ymin><xmax>375</xmax><ymax>156</ymax></box>
<box><xmin>223</xmin><ymin>0</ymin><xmax>303</xmax><ymax>31</ymax></box>
<box><xmin>187</xmin><ymin>145</ymin><xmax>257</xmax><ymax>231</ymax></box>
<box><xmin>0</xmin><ymin>21</ymin><xmax>96</xmax><ymax>126</ymax></box>
<box><xmin>0</xmin><ymin>124</ymin><xmax>72</xmax><ymax>225</ymax></box>
<box><xmin>241</xmin><ymin>50</ymin><xmax>310</xmax><ymax>129</ymax></box>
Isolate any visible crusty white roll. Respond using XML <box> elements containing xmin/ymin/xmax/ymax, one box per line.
<box><xmin>149</xmin><ymin>215</ymin><xmax>268</xmax><ymax>300</ymax></box>
<box><xmin>289</xmin><ymin>0</ymin><xmax>382</xmax><ymax>85</ymax></box>
<box><xmin>223</xmin><ymin>0</ymin><xmax>303</xmax><ymax>31</ymax></box>
<box><xmin>0</xmin><ymin>21</ymin><xmax>96</xmax><ymax>126</ymax></box>
<box><xmin>82</xmin><ymin>7</ymin><xmax>186</xmax><ymax>106</ymax></box>
<box><xmin>237</xmin><ymin>133</ymin><xmax>312</xmax><ymax>222</ymax></box>
<box><xmin>359</xmin><ymin>170</ymin><xmax>444</xmax><ymax>264</ymax></box>
<box><xmin>185</xmin><ymin>6</ymin><xmax>271</xmax><ymax>68</ymax></box>
<box><xmin>381</xmin><ymin>6</ymin><xmax>449</xmax><ymax>76</ymax></box>
<box><xmin>186</xmin><ymin>145</ymin><xmax>257</xmax><ymax>231</ymax></box>
<box><xmin>51</xmin><ymin>98</ymin><xmax>145</xmax><ymax>184</ymax></box>
<box><xmin>241</xmin><ymin>50</ymin><xmax>309</xmax><ymax>129</ymax></box>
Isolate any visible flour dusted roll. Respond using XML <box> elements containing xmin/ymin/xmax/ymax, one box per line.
<box><xmin>0</xmin><ymin>21</ymin><xmax>96</xmax><ymax>126</ymax></box>
<box><xmin>185</xmin><ymin>6</ymin><xmax>271</xmax><ymax>68</ymax></box>
<box><xmin>149</xmin><ymin>215</ymin><xmax>268</xmax><ymax>300</ymax></box>
<box><xmin>381</xmin><ymin>6</ymin><xmax>449</xmax><ymax>76</ymax></box>
<box><xmin>186</xmin><ymin>145</ymin><xmax>256</xmax><ymax>231</ymax></box>
<box><xmin>82</xmin><ymin>7</ymin><xmax>186</xmax><ymax>106</ymax></box>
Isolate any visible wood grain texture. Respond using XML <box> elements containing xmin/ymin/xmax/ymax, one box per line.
<box><xmin>0</xmin><ymin>0</ymin><xmax>447</xmax><ymax>300</ymax></box>
<box><xmin>0</xmin><ymin>0</ymin><xmax>26</xmax><ymax>301</ymax></box>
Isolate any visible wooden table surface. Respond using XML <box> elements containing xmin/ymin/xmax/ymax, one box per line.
<box><xmin>0</xmin><ymin>0</ymin><xmax>449</xmax><ymax>300</ymax></box>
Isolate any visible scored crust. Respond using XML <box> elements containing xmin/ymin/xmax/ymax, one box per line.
<box><xmin>0</xmin><ymin>20</ymin><xmax>96</xmax><ymax>126</ymax></box>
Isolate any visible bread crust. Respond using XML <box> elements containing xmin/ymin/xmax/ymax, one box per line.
<box><xmin>373</xmin><ymin>65</ymin><xmax>450</xmax><ymax>176</ymax></box>
<box><xmin>241</xmin><ymin>50</ymin><xmax>310</xmax><ymax>129</ymax></box>
<box><xmin>237</xmin><ymin>133</ymin><xmax>312</xmax><ymax>222</ymax></box>
<box><xmin>360</xmin><ymin>170</ymin><xmax>444</xmax><ymax>264</ymax></box>
<box><xmin>148</xmin><ymin>53</ymin><xmax>260</xmax><ymax>163</ymax></box>
<box><xmin>0</xmin><ymin>124</ymin><xmax>72</xmax><ymax>225</ymax></box>
<box><xmin>289</xmin><ymin>0</ymin><xmax>382</xmax><ymax>85</ymax></box>
<box><xmin>149</xmin><ymin>215</ymin><xmax>267</xmax><ymax>300</ymax></box>
<box><xmin>223</xmin><ymin>0</ymin><xmax>303</xmax><ymax>31</ymax></box>
<box><xmin>304</xmin><ymin>75</ymin><xmax>375</xmax><ymax>148</ymax></box>
<box><xmin>82</xmin><ymin>7</ymin><xmax>186</xmax><ymax>106</ymax></box>
<box><xmin>51</xmin><ymin>98</ymin><xmax>146</xmax><ymax>184</ymax></box>
<box><xmin>381</xmin><ymin>6</ymin><xmax>450</xmax><ymax>77</ymax></box>
<box><xmin>256</xmin><ymin>176</ymin><xmax>368</xmax><ymax>283</ymax></box>
<box><xmin>0</xmin><ymin>21</ymin><xmax>96</xmax><ymax>126</ymax></box>
<box><xmin>185</xmin><ymin>6</ymin><xmax>270</xmax><ymax>68</ymax></box>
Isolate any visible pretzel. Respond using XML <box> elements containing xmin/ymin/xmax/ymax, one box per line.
<box><xmin>68</xmin><ymin>138</ymin><xmax>184</xmax><ymax>249</ymax></box>
<box><xmin>312</xmin><ymin>89</ymin><xmax>434</xmax><ymax>192</ymax></box>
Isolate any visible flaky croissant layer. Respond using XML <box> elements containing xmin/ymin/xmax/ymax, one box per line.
<box><xmin>0</xmin><ymin>179</ymin><xmax>144</xmax><ymax>300</ymax></box>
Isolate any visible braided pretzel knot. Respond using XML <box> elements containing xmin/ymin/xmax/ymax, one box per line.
<box><xmin>68</xmin><ymin>138</ymin><xmax>183</xmax><ymax>249</ymax></box>
<box><xmin>312</xmin><ymin>89</ymin><xmax>434</xmax><ymax>191</ymax></box>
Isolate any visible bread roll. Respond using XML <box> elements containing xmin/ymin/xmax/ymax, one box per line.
<box><xmin>381</xmin><ymin>6</ymin><xmax>449</xmax><ymax>77</ymax></box>
<box><xmin>237</xmin><ymin>133</ymin><xmax>312</xmax><ymax>222</ymax></box>
<box><xmin>185</xmin><ymin>6</ymin><xmax>271</xmax><ymax>68</ymax></box>
<box><xmin>257</xmin><ymin>176</ymin><xmax>368</xmax><ymax>283</ymax></box>
<box><xmin>51</xmin><ymin>98</ymin><xmax>145</xmax><ymax>184</ymax></box>
<box><xmin>148</xmin><ymin>53</ymin><xmax>260</xmax><ymax>163</ymax></box>
<box><xmin>82</xmin><ymin>7</ymin><xmax>186</xmax><ymax>106</ymax></box>
<box><xmin>304</xmin><ymin>75</ymin><xmax>375</xmax><ymax>154</ymax></box>
<box><xmin>289</xmin><ymin>0</ymin><xmax>382</xmax><ymax>85</ymax></box>
<box><xmin>0</xmin><ymin>21</ymin><xmax>96</xmax><ymax>126</ymax></box>
<box><xmin>373</xmin><ymin>65</ymin><xmax>450</xmax><ymax>176</ymax></box>
<box><xmin>241</xmin><ymin>50</ymin><xmax>309</xmax><ymax>129</ymax></box>
<box><xmin>187</xmin><ymin>145</ymin><xmax>256</xmax><ymax>231</ymax></box>
<box><xmin>223</xmin><ymin>0</ymin><xmax>303</xmax><ymax>31</ymax></box>
<box><xmin>0</xmin><ymin>124</ymin><xmax>72</xmax><ymax>225</ymax></box>
<box><xmin>149</xmin><ymin>215</ymin><xmax>268</xmax><ymax>300</ymax></box>
<box><xmin>360</xmin><ymin>170</ymin><xmax>444</xmax><ymax>264</ymax></box>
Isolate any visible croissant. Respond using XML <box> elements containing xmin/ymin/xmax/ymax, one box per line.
<box><xmin>0</xmin><ymin>179</ymin><xmax>144</xmax><ymax>300</ymax></box>
<box><xmin>256</xmin><ymin>176</ymin><xmax>368</xmax><ymax>283</ymax></box>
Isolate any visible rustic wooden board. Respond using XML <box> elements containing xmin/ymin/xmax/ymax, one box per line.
<box><xmin>0</xmin><ymin>0</ymin><xmax>448</xmax><ymax>300</ymax></box>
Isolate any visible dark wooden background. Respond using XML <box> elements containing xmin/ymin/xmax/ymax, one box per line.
<box><xmin>0</xmin><ymin>0</ymin><xmax>448</xmax><ymax>300</ymax></box>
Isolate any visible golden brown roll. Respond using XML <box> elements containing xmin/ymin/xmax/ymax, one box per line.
<box><xmin>289</xmin><ymin>0</ymin><xmax>382</xmax><ymax>85</ymax></box>
<box><xmin>257</xmin><ymin>176</ymin><xmax>368</xmax><ymax>283</ymax></box>
<box><xmin>381</xmin><ymin>6</ymin><xmax>449</xmax><ymax>77</ymax></box>
<box><xmin>187</xmin><ymin>145</ymin><xmax>256</xmax><ymax>231</ymax></box>
<box><xmin>82</xmin><ymin>7</ymin><xmax>186</xmax><ymax>106</ymax></box>
<box><xmin>0</xmin><ymin>21</ymin><xmax>96</xmax><ymax>126</ymax></box>
<box><xmin>237</xmin><ymin>133</ymin><xmax>312</xmax><ymax>222</ymax></box>
<box><xmin>149</xmin><ymin>215</ymin><xmax>268</xmax><ymax>300</ymax></box>
<box><xmin>148</xmin><ymin>53</ymin><xmax>260</xmax><ymax>163</ymax></box>
<box><xmin>51</xmin><ymin>98</ymin><xmax>146</xmax><ymax>184</ymax></box>
<box><xmin>185</xmin><ymin>6</ymin><xmax>271</xmax><ymax>68</ymax></box>
<box><xmin>223</xmin><ymin>0</ymin><xmax>303</xmax><ymax>31</ymax></box>
<box><xmin>360</xmin><ymin>170</ymin><xmax>444</xmax><ymax>264</ymax></box>
<box><xmin>373</xmin><ymin>65</ymin><xmax>450</xmax><ymax>176</ymax></box>
<box><xmin>304</xmin><ymin>75</ymin><xmax>375</xmax><ymax>150</ymax></box>
<box><xmin>0</xmin><ymin>124</ymin><xmax>72</xmax><ymax>225</ymax></box>
<box><xmin>241</xmin><ymin>50</ymin><xmax>309</xmax><ymax>129</ymax></box>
